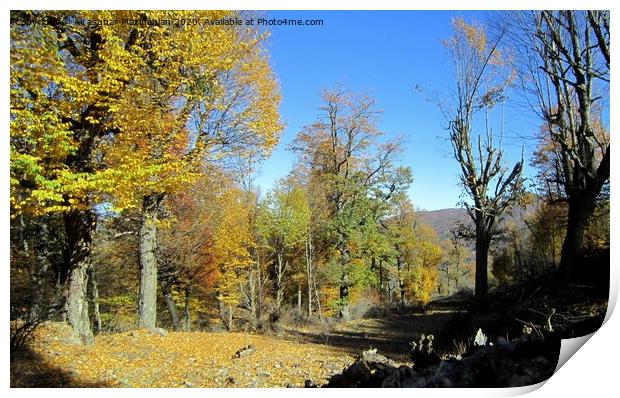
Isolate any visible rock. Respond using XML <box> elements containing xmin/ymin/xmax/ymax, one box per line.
<box><xmin>258</xmin><ymin>370</ymin><xmax>272</xmax><ymax>378</ymax></box>
<box><xmin>474</xmin><ymin>329</ymin><xmax>487</xmax><ymax>346</ymax></box>
<box><xmin>183</xmin><ymin>380</ymin><xmax>194</xmax><ymax>388</ymax></box>
<box><xmin>148</xmin><ymin>327</ymin><xmax>168</xmax><ymax>337</ymax></box>
<box><xmin>322</xmin><ymin>362</ymin><xmax>344</xmax><ymax>374</ymax></box>
<box><xmin>304</xmin><ymin>379</ymin><xmax>317</xmax><ymax>388</ymax></box>
<box><xmin>233</xmin><ymin>344</ymin><xmax>256</xmax><ymax>359</ymax></box>
<box><xmin>325</xmin><ymin>336</ymin><xmax>559</xmax><ymax>388</ymax></box>
<box><xmin>325</xmin><ymin>349</ymin><xmax>398</xmax><ymax>387</ymax></box>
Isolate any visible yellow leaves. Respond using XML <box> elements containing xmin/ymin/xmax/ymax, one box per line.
<box><xmin>403</xmin><ymin>266</ymin><xmax>438</xmax><ymax>306</ymax></box>
<box><xmin>451</xmin><ymin>17</ymin><xmax>487</xmax><ymax>56</ymax></box>
<box><xmin>11</xmin><ymin>10</ymin><xmax>282</xmax><ymax>217</ymax></box>
<box><xmin>25</xmin><ymin>323</ymin><xmax>352</xmax><ymax>388</ymax></box>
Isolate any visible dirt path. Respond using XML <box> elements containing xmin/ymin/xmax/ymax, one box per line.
<box><xmin>283</xmin><ymin>307</ymin><xmax>464</xmax><ymax>361</ymax></box>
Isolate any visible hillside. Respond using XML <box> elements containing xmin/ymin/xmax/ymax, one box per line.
<box><xmin>417</xmin><ymin>208</ymin><xmax>470</xmax><ymax>239</ymax></box>
<box><xmin>418</xmin><ymin>204</ymin><xmax>537</xmax><ymax>239</ymax></box>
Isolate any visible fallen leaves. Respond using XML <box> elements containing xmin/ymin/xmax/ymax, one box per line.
<box><xmin>16</xmin><ymin>322</ymin><xmax>353</xmax><ymax>387</ymax></box>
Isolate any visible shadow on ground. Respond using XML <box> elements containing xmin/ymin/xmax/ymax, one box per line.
<box><xmin>10</xmin><ymin>346</ymin><xmax>110</xmax><ymax>388</ymax></box>
<box><xmin>284</xmin><ymin>308</ymin><xmax>464</xmax><ymax>361</ymax></box>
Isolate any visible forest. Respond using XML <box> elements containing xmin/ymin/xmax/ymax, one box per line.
<box><xmin>9</xmin><ymin>10</ymin><xmax>610</xmax><ymax>388</ymax></box>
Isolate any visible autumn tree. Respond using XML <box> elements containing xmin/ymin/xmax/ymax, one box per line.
<box><xmin>438</xmin><ymin>233</ymin><xmax>472</xmax><ymax>294</ymax></box>
<box><xmin>210</xmin><ymin>186</ymin><xmax>256</xmax><ymax>331</ymax></box>
<box><xmin>400</xmin><ymin>223</ymin><xmax>443</xmax><ymax>308</ymax></box>
<box><xmin>257</xmin><ymin>183</ymin><xmax>310</xmax><ymax>313</ymax></box>
<box><xmin>156</xmin><ymin>175</ymin><xmax>223</xmax><ymax>331</ymax></box>
<box><xmin>10</xmin><ymin>10</ymin><xmax>157</xmax><ymax>343</ymax></box>
<box><xmin>440</xmin><ymin>18</ymin><xmax>524</xmax><ymax>308</ymax></box>
<box><xmin>384</xmin><ymin>198</ymin><xmax>417</xmax><ymax>305</ymax></box>
<box><xmin>510</xmin><ymin>11</ymin><xmax>610</xmax><ymax>280</ymax></box>
<box><xmin>106</xmin><ymin>12</ymin><xmax>283</xmax><ymax>329</ymax></box>
<box><xmin>290</xmin><ymin>88</ymin><xmax>409</xmax><ymax>320</ymax></box>
<box><xmin>10</xmin><ymin>10</ymin><xmax>282</xmax><ymax>340</ymax></box>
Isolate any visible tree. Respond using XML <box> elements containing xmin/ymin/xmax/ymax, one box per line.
<box><xmin>512</xmin><ymin>11</ymin><xmax>610</xmax><ymax>280</ymax></box>
<box><xmin>257</xmin><ymin>183</ymin><xmax>310</xmax><ymax>312</ymax></box>
<box><xmin>290</xmin><ymin>88</ymin><xmax>409</xmax><ymax>320</ymax></box>
<box><xmin>440</xmin><ymin>18</ymin><xmax>524</xmax><ymax>308</ymax></box>
<box><xmin>156</xmin><ymin>175</ymin><xmax>223</xmax><ymax>331</ymax></box>
<box><xmin>10</xmin><ymin>10</ymin><xmax>282</xmax><ymax>339</ymax></box>
<box><xmin>400</xmin><ymin>223</ymin><xmax>443</xmax><ymax>308</ymax></box>
<box><xmin>384</xmin><ymin>198</ymin><xmax>416</xmax><ymax>305</ymax></box>
<box><xmin>438</xmin><ymin>233</ymin><xmax>472</xmax><ymax>294</ymax></box>
<box><xmin>10</xmin><ymin>10</ymin><xmax>159</xmax><ymax>342</ymax></box>
<box><xmin>211</xmin><ymin>186</ymin><xmax>256</xmax><ymax>331</ymax></box>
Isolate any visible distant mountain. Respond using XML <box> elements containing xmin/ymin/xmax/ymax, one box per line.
<box><xmin>417</xmin><ymin>203</ymin><xmax>537</xmax><ymax>240</ymax></box>
<box><xmin>417</xmin><ymin>208</ymin><xmax>469</xmax><ymax>239</ymax></box>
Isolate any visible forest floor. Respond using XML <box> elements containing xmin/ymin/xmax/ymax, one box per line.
<box><xmin>10</xmin><ymin>306</ymin><xmax>462</xmax><ymax>388</ymax></box>
<box><xmin>11</xmin><ymin>277</ymin><xmax>607</xmax><ymax>388</ymax></box>
<box><xmin>11</xmin><ymin>324</ymin><xmax>353</xmax><ymax>387</ymax></box>
<box><xmin>282</xmin><ymin>306</ymin><xmax>464</xmax><ymax>362</ymax></box>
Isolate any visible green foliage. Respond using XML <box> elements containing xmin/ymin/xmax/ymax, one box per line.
<box><xmin>257</xmin><ymin>184</ymin><xmax>310</xmax><ymax>254</ymax></box>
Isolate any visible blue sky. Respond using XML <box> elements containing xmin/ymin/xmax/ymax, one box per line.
<box><xmin>253</xmin><ymin>11</ymin><xmax>542</xmax><ymax>211</ymax></box>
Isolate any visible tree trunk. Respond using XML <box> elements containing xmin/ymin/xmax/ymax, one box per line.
<box><xmin>138</xmin><ymin>193</ymin><xmax>164</xmax><ymax>329</ymax></box>
<box><xmin>88</xmin><ymin>266</ymin><xmax>102</xmax><ymax>334</ymax></box>
<box><xmin>298</xmin><ymin>286</ymin><xmax>302</xmax><ymax>312</ymax></box>
<box><xmin>184</xmin><ymin>285</ymin><xmax>191</xmax><ymax>331</ymax></box>
<box><xmin>275</xmin><ymin>253</ymin><xmax>286</xmax><ymax>311</ymax></box>
<box><xmin>305</xmin><ymin>236</ymin><xmax>313</xmax><ymax>317</ymax></box>
<box><xmin>558</xmin><ymin>193</ymin><xmax>597</xmax><ymax>281</ymax></box>
<box><xmin>63</xmin><ymin>209</ymin><xmax>95</xmax><ymax>344</ymax></box>
<box><xmin>338</xmin><ymin>238</ymin><xmax>351</xmax><ymax>321</ymax></box>
<box><xmin>249</xmin><ymin>270</ymin><xmax>257</xmax><ymax>322</ymax></box>
<box><xmin>313</xmin><ymin>277</ymin><xmax>324</xmax><ymax>322</ymax></box>
<box><xmin>255</xmin><ymin>256</ymin><xmax>264</xmax><ymax>319</ymax></box>
<box><xmin>397</xmin><ymin>254</ymin><xmax>405</xmax><ymax>306</ymax></box>
<box><xmin>474</xmin><ymin>225</ymin><xmax>491</xmax><ymax>310</ymax></box>
<box><xmin>163</xmin><ymin>285</ymin><xmax>180</xmax><ymax>331</ymax></box>
<box><xmin>378</xmin><ymin>259</ymin><xmax>384</xmax><ymax>299</ymax></box>
<box><xmin>32</xmin><ymin>216</ymin><xmax>52</xmax><ymax>319</ymax></box>
<box><xmin>339</xmin><ymin>273</ymin><xmax>351</xmax><ymax>321</ymax></box>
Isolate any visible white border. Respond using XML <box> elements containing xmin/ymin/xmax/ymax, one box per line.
<box><xmin>3</xmin><ymin>1</ymin><xmax>617</xmax><ymax>397</ymax></box>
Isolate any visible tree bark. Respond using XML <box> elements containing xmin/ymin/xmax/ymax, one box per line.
<box><xmin>248</xmin><ymin>270</ymin><xmax>257</xmax><ymax>322</ymax></box>
<box><xmin>184</xmin><ymin>285</ymin><xmax>191</xmax><ymax>331</ymax></box>
<box><xmin>378</xmin><ymin>259</ymin><xmax>384</xmax><ymax>299</ymax></box>
<box><xmin>88</xmin><ymin>266</ymin><xmax>102</xmax><ymax>334</ymax></box>
<box><xmin>63</xmin><ymin>209</ymin><xmax>95</xmax><ymax>344</ymax></box>
<box><xmin>474</xmin><ymin>223</ymin><xmax>491</xmax><ymax>311</ymax></box>
<box><xmin>305</xmin><ymin>235</ymin><xmax>313</xmax><ymax>317</ymax></box>
<box><xmin>338</xmin><ymin>238</ymin><xmax>351</xmax><ymax>321</ymax></box>
<box><xmin>138</xmin><ymin>193</ymin><xmax>164</xmax><ymax>329</ymax></box>
<box><xmin>339</xmin><ymin>273</ymin><xmax>351</xmax><ymax>321</ymax></box>
<box><xmin>275</xmin><ymin>253</ymin><xmax>286</xmax><ymax>311</ymax></box>
<box><xmin>162</xmin><ymin>284</ymin><xmax>180</xmax><ymax>331</ymax></box>
<box><xmin>558</xmin><ymin>192</ymin><xmax>598</xmax><ymax>281</ymax></box>
<box><xmin>397</xmin><ymin>254</ymin><xmax>405</xmax><ymax>306</ymax></box>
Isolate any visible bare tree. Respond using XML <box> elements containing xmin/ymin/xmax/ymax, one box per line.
<box><xmin>441</xmin><ymin>18</ymin><xmax>524</xmax><ymax>308</ymax></box>
<box><xmin>511</xmin><ymin>11</ymin><xmax>610</xmax><ymax>280</ymax></box>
